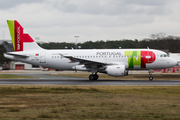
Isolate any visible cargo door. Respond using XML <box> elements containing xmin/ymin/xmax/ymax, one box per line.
<box><xmin>40</xmin><ymin>52</ymin><xmax>46</xmax><ymax>63</ymax></box>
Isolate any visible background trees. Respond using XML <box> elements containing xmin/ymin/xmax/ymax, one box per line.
<box><xmin>37</xmin><ymin>35</ymin><xmax>180</xmax><ymax>53</ymax></box>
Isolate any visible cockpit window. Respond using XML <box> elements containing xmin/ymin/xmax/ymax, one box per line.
<box><xmin>160</xmin><ymin>54</ymin><xmax>169</xmax><ymax>57</ymax></box>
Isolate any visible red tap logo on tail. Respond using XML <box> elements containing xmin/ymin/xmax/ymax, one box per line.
<box><xmin>7</xmin><ymin>20</ymin><xmax>34</xmax><ymax>51</ymax></box>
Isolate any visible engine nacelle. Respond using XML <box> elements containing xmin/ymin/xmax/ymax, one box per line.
<box><xmin>72</xmin><ymin>65</ymin><xmax>91</xmax><ymax>71</ymax></box>
<box><xmin>106</xmin><ymin>65</ymin><xmax>127</xmax><ymax>77</ymax></box>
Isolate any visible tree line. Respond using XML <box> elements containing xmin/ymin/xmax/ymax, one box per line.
<box><xmin>39</xmin><ymin>35</ymin><xmax>180</xmax><ymax>53</ymax></box>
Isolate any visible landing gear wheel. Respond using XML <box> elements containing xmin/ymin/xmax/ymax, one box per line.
<box><xmin>148</xmin><ymin>69</ymin><xmax>154</xmax><ymax>81</ymax></box>
<box><xmin>89</xmin><ymin>74</ymin><xmax>99</xmax><ymax>81</ymax></box>
<box><xmin>149</xmin><ymin>76</ymin><xmax>153</xmax><ymax>81</ymax></box>
<box><xmin>94</xmin><ymin>74</ymin><xmax>99</xmax><ymax>80</ymax></box>
<box><xmin>89</xmin><ymin>75</ymin><xmax>94</xmax><ymax>80</ymax></box>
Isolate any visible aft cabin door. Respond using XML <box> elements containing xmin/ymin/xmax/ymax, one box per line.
<box><xmin>40</xmin><ymin>52</ymin><xmax>46</xmax><ymax>63</ymax></box>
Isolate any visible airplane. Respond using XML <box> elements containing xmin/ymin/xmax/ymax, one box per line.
<box><xmin>4</xmin><ymin>20</ymin><xmax>177</xmax><ymax>81</ymax></box>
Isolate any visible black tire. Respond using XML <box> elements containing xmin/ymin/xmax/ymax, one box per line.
<box><xmin>94</xmin><ymin>74</ymin><xmax>99</xmax><ymax>80</ymax></box>
<box><xmin>89</xmin><ymin>75</ymin><xmax>95</xmax><ymax>80</ymax></box>
<box><xmin>149</xmin><ymin>76</ymin><xmax>153</xmax><ymax>81</ymax></box>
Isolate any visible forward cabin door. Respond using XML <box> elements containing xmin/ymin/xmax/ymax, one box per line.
<box><xmin>40</xmin><ymin>52</ymin><xmax>46</xmax><ymax>63</ymax></box>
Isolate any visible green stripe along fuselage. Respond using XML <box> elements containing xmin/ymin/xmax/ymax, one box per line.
<box><xmin>125</xmin><ymin>51</ymin><xmax>141</xmax><ymax>68</ymax></box>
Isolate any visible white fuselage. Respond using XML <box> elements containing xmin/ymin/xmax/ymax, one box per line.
<box><xmin>4</xmin><ymin>49</ymin><xmax>177</xmax><ymax>71</ymax></box>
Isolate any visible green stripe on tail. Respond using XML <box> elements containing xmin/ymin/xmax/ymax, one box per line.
<box><xmin>7</xmin><ymin>20</ymin><xmax>15</xmax><ymax>50</ymax></box>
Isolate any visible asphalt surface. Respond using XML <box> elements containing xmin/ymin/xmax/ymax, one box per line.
<box><xmin>0</xmin><ymin>78</ymin><xmax>180</xmax><ymax>85</ymax></box>
<box><xmin>0</xmin><ymin>79</ymin><xmax>180</xmax><ymax>85</ymax></box>
<box><xmin>0</xmin><ymin>70</ymin><xmax>180</xmax><ymax>85</ymax></box>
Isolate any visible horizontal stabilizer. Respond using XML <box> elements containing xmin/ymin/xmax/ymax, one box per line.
<box><xmin>4</xmin><ymin>52</ymin><xmax>29</xmax><ymax>58</ymax></box>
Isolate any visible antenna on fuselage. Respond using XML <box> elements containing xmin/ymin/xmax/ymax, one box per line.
<box><xmin>147</xmin><ymin>47</ymin><xmax>149</xmax><ymax>49</ymax></box>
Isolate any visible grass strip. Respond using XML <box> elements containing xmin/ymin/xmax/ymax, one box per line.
<box><xmin>0</xmin><ymin>74</ymin><xmax>34</xmax><ymax>79</ymax></box>
<box><xmin>0</xmin><ymin>85</ymin><xmax>179</xmax><ymax>119</ymax></box>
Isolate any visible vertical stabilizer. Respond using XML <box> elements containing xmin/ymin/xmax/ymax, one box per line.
<box><xmin>7</xmin><ymin>20</ymin><xmax>43</xmax><ymax>52</ymax></box>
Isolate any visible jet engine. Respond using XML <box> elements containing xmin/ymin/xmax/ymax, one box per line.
<box><xmin>106</xmin><ymin>65</ymin><xmax>128</xmax><ymax>77</ymax></box>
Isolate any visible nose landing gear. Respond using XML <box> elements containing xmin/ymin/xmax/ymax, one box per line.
<box><xmin>148</xmin><ymin>69</ymin><xmax>153</xmax><ymax>81</ymax></box>
<box><xmin>149</xmin><ymin>76</ymin><xmax>153</xmax><ymax>81</ymax></box>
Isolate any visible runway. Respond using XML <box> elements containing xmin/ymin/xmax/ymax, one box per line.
<box><xmin>1</xmin><ymin>71</ymin><xmax>180</xmax><ymax>85</ymax></box>
<box><xmin>0</xmin><ymin>78</ymin><xmax>180</xmax><ymax>85</ymax></box>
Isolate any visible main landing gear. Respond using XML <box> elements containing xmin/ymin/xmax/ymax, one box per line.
<box><xmin>89</xmin><ymin>67</ymin><xmax>99</xmax><ymax>81</ymax></box>
<box><xmin>89</xmin><ymin>74</ymin><xmax>99</xmax><ymax>80</ymax></box>
<box><xmin>148</xmin><ymin>69</ymin><xmax>153</xmax><ymax>81</ymax></box>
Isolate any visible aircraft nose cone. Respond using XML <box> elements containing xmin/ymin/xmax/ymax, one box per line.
<box><xmin>171</xmin><ymin>58</ymin><xmax>178</xmax><ymax>66</ymax></box>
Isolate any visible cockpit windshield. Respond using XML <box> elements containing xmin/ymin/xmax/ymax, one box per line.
<box><xmin>160</xmin><ymin>54</ymin><xmax>169</xmax><ymax>57</ymax></box>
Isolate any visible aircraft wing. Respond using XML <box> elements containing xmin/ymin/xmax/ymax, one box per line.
<box><xmin>60</xmin><ymin>54</ymin><xmax>111</xmax><ymax>66</ymax></box>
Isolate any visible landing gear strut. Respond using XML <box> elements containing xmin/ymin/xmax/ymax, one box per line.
<box><xmin>148</xmin><ymin>69</ymin><xmax>153</xmax><ymax>81</ymax></box>
<box><xmin>89</xmin><ymin>74</ymin><xmax>99</xmax><ymax>81</ymax></box>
